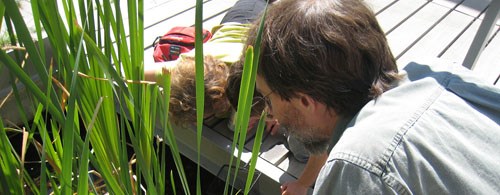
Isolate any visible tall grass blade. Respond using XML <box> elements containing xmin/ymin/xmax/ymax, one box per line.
<box><xmin>194</xmin><ymin>0</ymin><xmax>205</xmax><ymax>194</ymax></box>
<box><xmin>0</xmin><ymin>119</ymin><xmax>22</xmax><ymax>194</ymax></box>
<box><xmin>9</xmin><ymin>74</ymin><xmax>32</xmax><ymax>136</ymax></box>
<box><xmin>159</xmin><ymin>71</ymin><xmax>191</xmax><ymax>195</ymax></box>
<box><xmin>32</xmin><ymin>104</ymin><xmax>49</xmax><ymax>195</ymax></box>
<box><xmin>244</xmin><ymin>111</ymin><xmax>266</xmax><ymax>193</ymax></box>
<box><xmin>170</xmin><ymin>170</ymin><xmax>177</xmax><ymax>195</ymax></box>
<box><xmin>240</xmin><ymin>4</ymin><xmax>268</xmax><ymax>194</ymax></box>
<box><xmin>225</xmin><ymin>2</ymin><xmax>268</xmax><ymax>193</ymax></box>
<box><xmin>0</xmin><ymin>2</ymin><xmax>5</xmax><ymax>26</ymax></box>
<box><xmin>226</xmin><ymin>46</ymin><xmax>254</xmax><ymax>195</ymax></box>
<box><xmin>77</xmin><ymin>97</ymin><xmax>104</xmax><ymax>195</ymax></box>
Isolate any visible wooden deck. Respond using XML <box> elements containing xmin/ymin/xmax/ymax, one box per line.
<box><xmin>141</xmin><ymin>0</ymin><xmax>500</xmax><ymax>194</ymax></box>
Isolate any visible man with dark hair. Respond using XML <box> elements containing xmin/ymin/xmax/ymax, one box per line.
<box><xmin>243</xmin><ymin>0</ymin><xmax>500</xmax><ymax>194</ymax></box>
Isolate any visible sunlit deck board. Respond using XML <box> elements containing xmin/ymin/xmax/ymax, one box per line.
<box><xmin>386</xmin><ymin>2</ymin><xmax>458</xmax><ymax>59</ymax></box>
<box><xmin>143</xmin><ymin>0</ymin><xmax>235</xmax><ymax>65</ymax></box>
<box><xmin>473</xmin><ymin>30</ymin><xmax>500</xmax><ymax>86</ymax></box>
<box><xmin>374</xmin><ymin>0</ymin><xmax>429</xmax><ymax>34</ymax></box>
<box><xmin>395</xmin><ymin>0</ymin><xmax>485</xmax><ymax>67</ymax></box>
<box><xmin>368</xmin><ymin>0</ymin><xmax>398</xmax><ymax>13</ymax></box>
<box><xmin>441</xmin><ymin>20</ymin><xmax>499</xmax><ymax>84</ymax></box>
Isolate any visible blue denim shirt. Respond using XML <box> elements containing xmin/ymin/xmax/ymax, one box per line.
<box><xmin>314</xmin><ymin>58</ymin><xmax>500</xmax><ymax>194</ymax></box>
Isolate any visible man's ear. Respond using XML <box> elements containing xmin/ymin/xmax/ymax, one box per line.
<box><xmin>295</xmin><ymin>93</ymin><xmax>316</xmax><ymax>112</ymax></box>
<box><xmin>295</xmin><ymin>93</ymin><xmax>337</xmax><ymax>122</ymax></box>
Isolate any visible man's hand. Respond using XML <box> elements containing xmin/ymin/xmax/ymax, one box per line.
<box><xmin>281</xmin><ymin>180</ymin><xmax>308</xmax><ymax>195</ymax></box>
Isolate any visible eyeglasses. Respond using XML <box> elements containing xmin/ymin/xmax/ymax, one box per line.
<box><xmin>251</xmin><ymin>90</ymin><xmax>274</xmax><ymax>116</ymax></box>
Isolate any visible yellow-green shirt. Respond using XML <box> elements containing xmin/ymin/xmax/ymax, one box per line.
<box><xmin>181</xmin><ymin>23</ymin><xmax>250</xmax><ymax>64</ymax></box>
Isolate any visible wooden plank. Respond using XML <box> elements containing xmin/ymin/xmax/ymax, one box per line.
<box><xmin>110</xmin><ymin>0</ymin><xmax>188</xmax><ymax>37</ymax></box>
<box><xmin>245</xmin><ymin>130</ymin><xmax>278</xmax><ymax>150</ymax></box>
<box><xmin>143</xmin><ymin>0</ymin><xmax>235</xmax><ymax>64</ymax></box>
<box><xmin>144</xmin><ymin>0</ymin><xmax>199</xmax><ymax>27</ymax></box>
<box><xmin>143</xmin><ymin>0</ymin><xmax>235</xmax><ymax>44</ymax></box>
<box><xmin>210</xmin><ymin>118</ymin><xmax>240</xmax><ymax>142</ymax></box>
<box><xmin>375</xmin><ymin>0</ymin><xmax>428</xmax><ymax>34</ymax></box>
<box><xmin>385</xmin><ymin>2</ymin><xmax>454</xmax><ymax>62</ymax></box>
<box><xmin>471</xmin><ymin>28</ymin><xmax>500</xmax><ymax>85</ymax></box>
<box><xmin>397</xmin><ymin>3</ymin><xmax>476</xmax><ymax>66</ymax></box>
<box><xmin>209</xmin><ymin>117</ymin><xmax>288</xmax><ymax>161</ymax></box>
<box><xmin>435</xmin><ymin>0</ymin><xmax>500</xmax><ymax>24</ymax></box>
<box><xmin>436</xmin><ymin>0</ymin><xmax>494</xmax><ymax>64</ymax></box>
<box><xmin>440</xmin><ymin>20</ymin><xmax>483</xmax><ymax>64</ymax></box>
<box><xmin>366</xmin><ymin>0</ymin><xmax>397</xmax><ymax>14</ymax></box>
<box><xmin>456</xmin><ymin>0</ymin><xmax>495</xmax><ymax>22</ymax></box>
<box><xmin>277</xmin><ymin>155</ymin><xmax>307</xmax><ymax>180</ymax></box>
<box><xmin>432</xmin><ymin>0</ymin><xmax>463</xmax><ymax>9</ymax></box>
<box><xmin>210</xmin><ymin>118</ymin><xmax>290</xmax><ymax>165</ymax></box>
<box><xmin>260</xmin><ymin>143</ymin><xmax>290</xmax><ymax>165</ymax></box>
<box><xmin>237</xmin><ymin>151</ymin><xmax>297</xmax><ymax>195</ymax></box>
<box><xmin>155</xmin><ymin>122</ymin><xmax>288</xmax><ymax>195</ymax></box>
<box><xmin>244</xmin><ymin>131</ymin><xmax>290</xmax><ymax>165</ymax></box>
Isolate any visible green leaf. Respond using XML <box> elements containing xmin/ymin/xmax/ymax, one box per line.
<box><xmin>244</xmin><ymin>110</ymin><xmax>267</xmax><ymax>193</ymax></box>
<box><xmin>77</xmin><ymin>97</ymin><xmax>104</xmax><ymax>194</ymax></box>
<box><xmin>194</xmin><ymin>0</ymin><xmax>204</xmax><ymax>194</ymax></box>
<box><xmin>0</xmin><ymin>119</ymin><xmax>22</xmax><ymax>194</ymax></box>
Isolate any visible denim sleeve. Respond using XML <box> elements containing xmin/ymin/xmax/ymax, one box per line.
<box><xmin>314</xmin><ymin>156</ymin><xmax>409</xmax><ymax>195</ymax></box>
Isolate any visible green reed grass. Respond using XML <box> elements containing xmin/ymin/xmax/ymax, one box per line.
<box><xmin>194</xmin><ymin>0</ymin><xmax>205</xmax><ymax>194</ymax></box>
<box><xmin>0</xmin><ymin>0</ymin><xmax>266</xmax><ymax>194</ymax></box>
<box><xmin>223</xmin><ymin>3</ymin><xmax>268</xmax><ymax>194</ymax></box>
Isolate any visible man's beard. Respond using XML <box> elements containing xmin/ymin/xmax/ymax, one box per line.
<box><xmin>298</xmin><ymin>133</ymin><xmax>330</xmax><ymax>155</ymax></box>
<box><xmin>281</xmin><ymin>106</ymin><xmax>330</xmax><ymax>155</ymax></box>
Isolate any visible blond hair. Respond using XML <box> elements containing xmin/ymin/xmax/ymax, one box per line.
<box><xmin>169</xmin><ymin>56</ymin><xmax>231</xmax><ymax>126</ymax></box>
